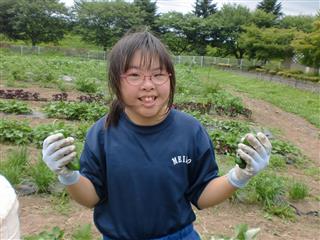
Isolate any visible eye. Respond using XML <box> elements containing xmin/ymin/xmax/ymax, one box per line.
<box><xmin>128</xmin><ymin>73</ymin><xmax>140</xmax><ymax>77</ymax></box>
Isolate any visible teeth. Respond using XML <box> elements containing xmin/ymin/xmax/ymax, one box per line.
<box><xmin>141</xmin><ymin>96</ymin><xmax>155</xmax><ymax>102</ymax></box>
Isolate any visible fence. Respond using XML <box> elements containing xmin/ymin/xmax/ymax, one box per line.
<box><xmin>0</xmin><ymin>43</ymin><xmax>108</xmax><ymax>60</ymax></box>
<box><xmin>1</xmin><ymin>43</ymin><xmax>265</xmax><ymax>69</ymax></box>
<box><xmin>1</xmin><ymin>42</ymin><xmax>319</xmax><ymax>85</ymax></box>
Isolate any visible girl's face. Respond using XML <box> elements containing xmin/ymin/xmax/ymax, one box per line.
<box><xmin>120</xmin><ymin>51</ymin><xmax>171</xmax><ymax>126</ymax></box>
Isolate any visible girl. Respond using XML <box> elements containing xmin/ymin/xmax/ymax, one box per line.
<box><xmin>42</xmin><ymin>31</ymin><xmax>272</xmax><ymax>240</ymax></box>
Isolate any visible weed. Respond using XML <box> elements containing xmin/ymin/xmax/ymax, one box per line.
<box><xmin>288</xmin><ymin>181</ymin><xmax>309</xmax><ymax>200</ymax></box>
<box><xmin>0</xmin><ymin>147</ymin><xmax>28</xmax><ymax>185</ymax></box>
<box><xmin>28</xmin><ymin>154</ymin><xmax>56</xmax><ymax>193</ymax></box>
<box><xmin>51</xmin><ymin>189</ymin><xmax>72</xmax><ymax>215</ymax></box>
<box><xmin>269</xmin><ymin>154</ymin><xmax>286</xmax><ymax>169</ymax></box>
<box><xmin>24</xmin><ymin>226</ymin><xmax>64</xmax><ymax>240</ymax></box>
<box><xmin>71</xmin><ymin>224</ymin><xmax>93</xmax><ymax>240</ymax></box>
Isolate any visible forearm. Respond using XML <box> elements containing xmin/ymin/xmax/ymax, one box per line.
<box><xmin>197</xmin><ymin>175</ymin><xmax>237</xmax><ymax>209</ymax></box>
<box><xmin>66</xmin><ymin>175</ymin><xmax>100</xmax><ymax>208</ymax></box>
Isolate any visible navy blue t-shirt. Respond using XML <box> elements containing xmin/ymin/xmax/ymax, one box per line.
<box><xmin>80</xmin><ymin>109</ymin><xmax>219</xmax><ymax>240</ymax></box>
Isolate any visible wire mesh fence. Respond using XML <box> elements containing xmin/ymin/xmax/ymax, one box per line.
<box><xmin>1</xmin><ymin>43</ymin><xmax>265</xmax><ymax>69</ymax></box>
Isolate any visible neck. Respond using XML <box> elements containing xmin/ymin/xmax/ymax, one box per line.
<box><xmin>124</xmin><ymin>107</ymin><xmax>169</xmax><ymax>126</ymax></box>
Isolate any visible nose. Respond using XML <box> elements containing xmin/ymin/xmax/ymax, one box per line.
<box><xmin>140</xmin><ymin>75</ymin><xmax>155</xmax><ymax>90</ymax></box>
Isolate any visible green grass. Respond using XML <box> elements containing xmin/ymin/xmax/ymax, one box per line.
<box><xmin>194</xmin><ymin>66</ymin><xmax>320</xmax><ymax>128</ymax></box>
<box><xmin>0</xmin><ymin>147</ymin><xmax>29</xmax><ymax>185</ymax></box>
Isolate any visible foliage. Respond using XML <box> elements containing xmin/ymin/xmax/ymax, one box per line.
<box><xmin>210</xmin><ymin>224</ymin><xmax>260</xmax><ymax>240</ymax></box>
<box><xmin>245</xmin><ymin>172</ymin><xmax>295</xmax><ymax>219</ymax></box>
<box><xmin>279</xmin><ymin>15</ymin><xmax>315</xmax><ymax>33</ymax></box>
<box><xmin>24</xmin><ymin>226</ymin><xmax>64</xmax><ymax>240</ymax></box>
<box><xmin>288</xmin><ymin>181</ymin><xmax>309</xmax><ymax>200</ymax></box>
<box><xmin>28</xmin><ymin>155</ymin><xmax>55</xmax><ymax>193</ymax></box>
<box><xmin>0</xmin><ymin>52</ymin><xmax>107</xmax><ymax>89</ymax></box>
<box><xmin>0</xmin><ymin>89</ymin><xmax>41</xmax><ymax>101</ymax></box>
<box><xmin>157</xmin><ymin>12</ymin><xmax>209</xmax><ymax>55</ymax></box>
<box><xmin>32</xmin><ymin>122</ymin><xmax>75</xmax><ymax>147</ymax></box>
<box><xmin>251</xmin><ymin>9</ymin><xmax>277</xmax><ymax>28</ymax></box>
<box><xmin>24</xmin><ymin>224</ymin><xmax>95</xmax><ymax>240</ymax></box>
<box><xmin>205</xmin><ymin>120</ymin><xmax>250</xmax><ymax>155</ymax></box>
<box><xmin>196</xmin><ymin>66</ymin><xmax>319</xmax><ymax>128</ymax></box>
<box><xmin>291</xmin><ymin>20</ymin><xmax>320</xmax><ymax>68</ymax></box>
<box><xmin>71</xmin><ymin>224</ymin><xmax>94</xmax><ymax>240</ymax></box>
<box><xmin>0</xmin><ymin>0</ymin><xmax>69</xmax><ymax>46</ymax></box>
<box><xmin>271</xmin><ymin>139</ymin><xmax>302</xmax><ymax>163</ymax></box>
<box><xmin>0</xmin><ymin>147</ymin><xmax>28</xmax><ymax>185</ymax></box>
<box><xmin>74</xmin><ymin>0</ymin><xmax>144</xmax><ymax>50</ymax></box>
<box><xmin>206</xmin><ymin>4</ymin><xmax>252</xmax><ymax>59</ymax></box>
<box><xmin>0</xmin><ymin>119</ymin><xmax>33</xmax><ymax>144</ymax></box>
<box><xmin>239</xmin><ymin>25</ymin><xmax>295</xmax><ymax>63</ymax></box>
<box><xmin>133</xmin><ymin>0</ymin><xmax>158</xmax><ymax>31</ymax></box>
<box><xmin>43</xmin><ymin>101</ymin><xmax>108</xmax><ymax>121</ymax></box>
<box><xmin>257</xmin><ymin>0</ymin><xmax>282</xmax><ymax>18</ymax></box>
<box><xmin>75</xmin><ymin>77</ymin><xmax>99</xmax><ymax>93</ymax></box>
<box><xmin>0</xmin><ymin>100</ymin><xmax>32</xmax><ymax>114</ymax></box>
<box><xmin>193</xmin><ymin>0</ymin><xmax>217</xmax><ymax>18</ymax></box>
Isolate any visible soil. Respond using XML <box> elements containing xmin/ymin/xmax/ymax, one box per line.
<box><xmin>1</xmin><ymin>85</ymin><xmax>319</xmax><ymax>240</ymax></box>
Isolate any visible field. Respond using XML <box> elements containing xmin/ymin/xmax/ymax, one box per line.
<box><xmin>0</xmin><ymin>50</ymin><xmax>319</xmax><ymax>239</ymax></box>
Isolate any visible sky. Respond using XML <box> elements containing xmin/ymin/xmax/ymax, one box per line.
<box><xmin>61</xmin><ymin>0</ymin><xmax>320</xmax><ymax>16</ymax></box>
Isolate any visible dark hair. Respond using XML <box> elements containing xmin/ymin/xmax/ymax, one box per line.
<box><xmin>105</xmin><ymin>31</ymin><xmax>176</xmax><ymax>127</ymax></box>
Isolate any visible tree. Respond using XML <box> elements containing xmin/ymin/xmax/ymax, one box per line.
<box><xmin>133</xmin><ymin>0</ymin><xmax>158</xmax><ymax>31</ymax></box>
<box><xmin>0</xmin><ymin>0</ymin><xmax>69</xmax><ymax>46</ymax></box>
<box><xmin>75</xmin><ymin>0</ymin><xmax>144</xmax><ymax>50</ymax></box>
<box><xmin>206</xmin><ymin>4</ymin><xmax>252</xmax><ymax>59</ymax></box>
<box><xmin>257</xmin><ymin>0</ymin><xmax>282</xmax><ymax>18</ymax></box>
<box><xmin>193</xmin><ymin>0</ymin><xmax>217</xmax><ymax>18</ymax></box>
<box><xmin>291</xmin><ymin>20</ymin><xmax>320</xmax><ymax>69</ymax></box>
<box><xmin>279</xmin><ymin>15</ymin><xmax>315</xmax><ymax>33</ymax></box>
<box><xmin>239</xmin><ymin>25</ymin><xmax>295</xmax><ymax>63</ymax></box>
<box><xmin>156</xmin><ymin>12</ymin><xmax>210</xmax><ymax>55</ymax></box>
<box><xmin>251</xmin><ymin>9</ymin><xmax>277</xmax><ymax>28</ymax></box>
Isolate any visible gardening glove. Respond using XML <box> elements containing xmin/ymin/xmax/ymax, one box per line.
<box><xmin>42</xmin><ymin>133</ymin><xmax>80</xmax><ymax>185</ymax></box>
<box><xmin>227</xmin><ymin>132</ymin><xmax>272</xmax><ymax>188</ymax></box>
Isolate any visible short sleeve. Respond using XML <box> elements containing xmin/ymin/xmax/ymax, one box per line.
<box><xmin>80</xmin><ymin>122</ymin><xmax>107</xmax><ymax>204</ymax></box>
<box><xmin>186</xmin><ymin>126</ymin><xmax>219</xmax><ymax>210</ymax></box>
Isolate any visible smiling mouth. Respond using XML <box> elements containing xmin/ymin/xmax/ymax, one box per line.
<box><xmin>138</xmin><ymin>96</ymin><xmax>157</xmax><ymax>102</ymax></box>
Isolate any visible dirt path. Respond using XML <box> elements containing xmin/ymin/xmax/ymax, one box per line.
<box><xmin>240</xmin><ymin>95</ymin><xmax>319</xmax><ymax>166</ymax></box>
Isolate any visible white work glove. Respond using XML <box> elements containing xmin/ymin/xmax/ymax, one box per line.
<box><xmin>227</xmin><ymin>132</ymin><xmax>272</xmax><ymax>188</ymax></box>
<box><xmin>42</xmin><ymin>133</ymin><xmax>80</xmax><ymax>185</ymax></box>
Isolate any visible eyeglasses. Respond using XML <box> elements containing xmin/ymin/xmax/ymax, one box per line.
<box><xmin>121</xmin><ymin>72</ymin><xmax>171</xmax><ymax>86</ymax></box>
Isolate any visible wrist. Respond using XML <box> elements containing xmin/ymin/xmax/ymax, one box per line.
<box><xmin>227</xmin><ymin>167</ymin><xmax>251</xmax><ymax>189</ymax></box>
<box><xmin>58</xmin><ymin>171</ymin><xmax>80</xmax><ymax>185</ymax></box>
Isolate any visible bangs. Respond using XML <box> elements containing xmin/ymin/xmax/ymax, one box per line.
<box><xmin>125</xmin><ymin>50</ymin><xmax>167</xmax><ymax>72</ymax></box>
<box><xmin>122</xmin><ymin>32</ymin><xmax>171</xmax><ymax>72</ymax></box>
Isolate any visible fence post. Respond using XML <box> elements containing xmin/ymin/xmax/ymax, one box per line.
<box><xmin>201</xmin><ymin>56</ymin><xmax>204</xmax><ymax>67</ymax></box>
<box><xmin>38</xmin><ymin>46</ymin><xmax>40</xmax><ymax>55</ymax></box>
<box><xmin>240</xmin><ymin>59</ymin><xmax>243</xmax><ymax>70</ymax></box>
<box><xmin>20</xmin><ymin>46</ymin><xmax>23</xmax><ymax>55</ymax></box>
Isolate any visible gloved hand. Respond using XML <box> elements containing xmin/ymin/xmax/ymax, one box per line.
<box><xmin>42</xmin><ymin>133</ymin><xmax>80</xmax><ymax>185</ymax></box>
<box><xmin>228</xmin><ymin>132</ymin><xmax>272</xmax><ymax>188</ymax></box>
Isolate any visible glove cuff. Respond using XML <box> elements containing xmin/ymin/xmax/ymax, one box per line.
<box><xmin>227</xmin><ymin>167</ymin><xmax>250</xmax><ymax>189</ymax></box>
<box><xmin>58</xmin><ymin>171</ymin><xmax>80</xmax><ymax>186</ymax></box>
